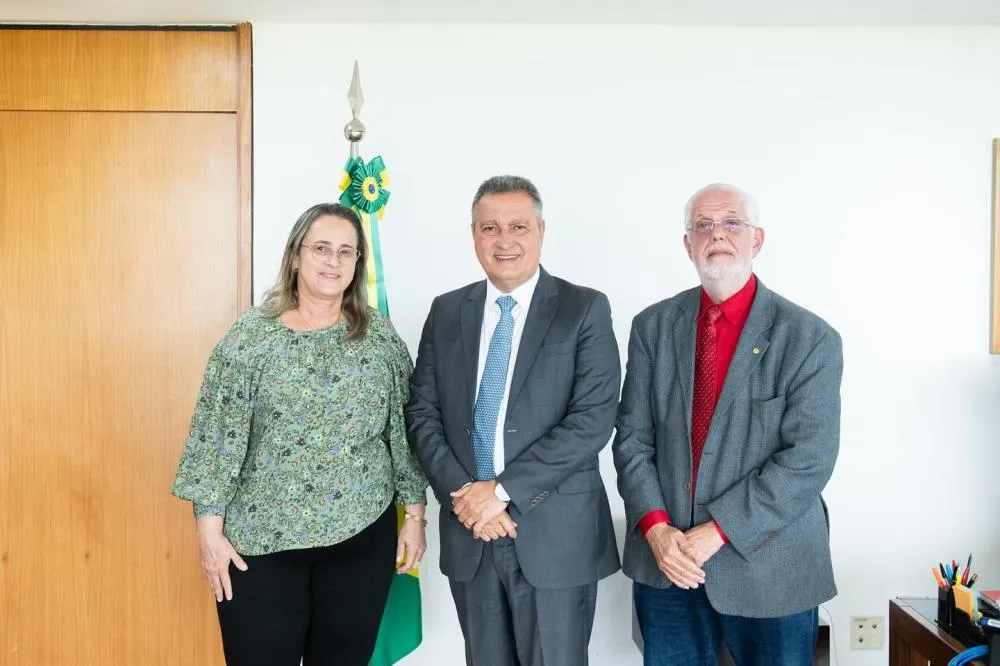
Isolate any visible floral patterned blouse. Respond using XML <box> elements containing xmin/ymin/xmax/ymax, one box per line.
<box><xmin>170</xmin><ymin>307</ymin><xmax>427</xmax><ymax>556</ymax></box>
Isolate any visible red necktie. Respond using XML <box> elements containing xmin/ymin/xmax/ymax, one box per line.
<box><xmin>691</xmin><ymin>305</ymin><xmax>721</xmax><ymax>489</ymax></box>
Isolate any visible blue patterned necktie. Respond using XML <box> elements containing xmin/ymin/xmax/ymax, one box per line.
<box><xmin>472</xmin><ymin>295</ymin><xmax>517</xmax><ymax>480</ymax></box>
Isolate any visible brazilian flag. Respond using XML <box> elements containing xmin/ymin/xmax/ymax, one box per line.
<box><xmin>339</xmin><ymin>155</ymin><xmax>422</xmax><ymax>666</ymax></box>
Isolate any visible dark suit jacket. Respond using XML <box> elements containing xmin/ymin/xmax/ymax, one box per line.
<box><xmin>613</xmin><ymin>279</ymin><xmax>842</xmax><ymax>617</ymax></box>
<box><xmin>406</xmin><ymin>267</ymin><xmax>622</xmax><ymax>589</ymax></box>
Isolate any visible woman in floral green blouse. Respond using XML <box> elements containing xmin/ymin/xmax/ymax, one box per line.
<box><xmin>171</xmin><ymin>202</ymin><xmax>428</xmax><ymax>666</ymax></box>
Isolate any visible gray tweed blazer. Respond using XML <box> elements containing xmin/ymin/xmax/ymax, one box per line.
<box><xmin>613</xmin><ymin>278</ymin><xmax>842</xmax><ymax>617</ymax></box>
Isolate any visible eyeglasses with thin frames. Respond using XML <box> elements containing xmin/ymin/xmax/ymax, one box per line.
<box><xmin>688</xmin><ymin>218</ymin><xmax>754</xmax><ymax>235</ymax></box>
<box><xmin>301</xmin><ymin>244</ymin><xmax>361</xmax><ymax>263</ymax></box>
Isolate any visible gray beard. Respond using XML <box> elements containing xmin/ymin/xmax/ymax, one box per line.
<box><xmin>696</xmin><ymin>258</ymin><xmax>752</xmax><ymax>301</ymax></box>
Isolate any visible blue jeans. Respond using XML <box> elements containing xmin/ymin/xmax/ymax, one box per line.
<box><xmin>633</xmin><ymin>582</ymin><xmax>818</xmax><ymax>666</ymax></box>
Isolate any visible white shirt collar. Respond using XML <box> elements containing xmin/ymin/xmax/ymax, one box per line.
<box><xmin>485</xmin><ymin>267</ymin><xmax>540</xmax><ymax>313</ymax></box>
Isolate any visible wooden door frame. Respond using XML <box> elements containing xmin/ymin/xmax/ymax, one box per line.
<box><xmin>0</xmin><ymin>25</ymin><xmax>254</xmax><ymax>663</ymax></box>
<box><xmin>235</xmin><ymin>22</ymin><xmax>253</xmax><ymax>312</ymax></box>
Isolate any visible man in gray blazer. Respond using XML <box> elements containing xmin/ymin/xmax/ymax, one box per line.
<box><xmin>613</xmin><ymin>183</ymin><xmax>842</xmax><ymax>665</ymax></box>
<box><xmin>407</xmin><ymin>175</ymin><xmax>621</xmax><ymax>666</ymax></box>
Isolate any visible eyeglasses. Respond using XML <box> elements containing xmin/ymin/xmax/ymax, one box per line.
<box><xmin>688</xmin><ymin>218</ymin><xmax>754</xmax><ymax>235</ymax></box>
<box><xmin>302</xmin><ymin>243</ymin><xmax>361</xmax><ymax>263</ymax></box>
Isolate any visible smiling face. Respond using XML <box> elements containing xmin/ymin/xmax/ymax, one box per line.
<box><xmin>292</xmin><ymin>214</ymin><xmax>361</xmax><ymax>303</ymax></box>
<box><xmin>683</xmin><ymin>188</ymin><xmax>763</xmax><ymax>285</ymax></box>
<box><xmin>472</xmin><ymin>191</ymin><xmax>545</xmax><ymax>293</ymax></box>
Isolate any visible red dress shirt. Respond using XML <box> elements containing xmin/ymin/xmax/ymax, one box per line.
<box><xmin>638</xmin><ymin>275</ymin><xmax>758</xmax><ymax>544</ymax></box>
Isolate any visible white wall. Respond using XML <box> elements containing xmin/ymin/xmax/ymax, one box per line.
<box><xmin>252</xmin><ymin>23</ymin><xmax>1000</xmax><ymax>665</ymax></box>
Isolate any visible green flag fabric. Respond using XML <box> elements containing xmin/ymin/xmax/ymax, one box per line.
<box><xmin>339</xmin><ymin>155</ymin><xmax>423</xmax><ymax>666</ymax></box>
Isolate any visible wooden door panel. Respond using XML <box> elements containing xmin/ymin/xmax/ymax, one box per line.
<box><xmin>0</xmin><ymin>111</ymin><xmax>237</xmax><ymax>665</ymax></box>
<box><xmin>0</xmin><ymin>28</ymin><xmax>240</xmax><ymax>112</ymax></box>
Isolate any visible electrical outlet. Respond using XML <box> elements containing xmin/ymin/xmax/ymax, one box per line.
<box><xmin>850</xmin><ymin>615</ymin><xmax>885</xmax><ymax>649</ymax></box>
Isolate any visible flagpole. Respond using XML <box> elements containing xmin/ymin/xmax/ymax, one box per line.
<box><xmin>341</xmin><ymin>61</ymin><xmax>382</xmax><ymax>311</ymax></box>
<box><xmin>345</xmin><ymin>60</ymin><xmax>365</xmax><ymax>159</ymax></box>
<box><xmin>343</xmin><ymin>62</ymin><xmax>423</xmax><ymax>666</ymax></box>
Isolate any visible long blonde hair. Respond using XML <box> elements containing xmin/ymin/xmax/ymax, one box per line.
<box><xmin>259</xmin><ymin>203</ymin><xmax>371</xmax><ymax>341</ymax></box>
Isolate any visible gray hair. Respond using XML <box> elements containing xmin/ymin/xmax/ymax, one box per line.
<box><xmin>470</xmin><ymin>175</ymin><xmax>544</xmax><ymax>222</ymax></box>
<box><xmin>683</xmin><ymin>183</ymin><xmax>760</xmax><ymax>230</ymax></box>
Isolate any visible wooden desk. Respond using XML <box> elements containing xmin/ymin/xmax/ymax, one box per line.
<box><xmin>889</xmin><ymin>597</ymin><xmax>985</xmax><ymax>665</ymax></box>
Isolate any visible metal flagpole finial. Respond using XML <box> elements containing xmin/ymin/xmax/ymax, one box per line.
<box><xmin>345</xmin><ymin>60</ymin><xmax>366</xmax><ymax>158</ymax></box>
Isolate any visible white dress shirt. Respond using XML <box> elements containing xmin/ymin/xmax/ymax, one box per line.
<box><xmin>476</xmin><ymin>268</ymin><xmax>540</xmax><ymax>502</ymax></box>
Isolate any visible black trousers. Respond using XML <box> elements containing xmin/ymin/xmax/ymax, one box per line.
<box><xmin>216</xmin><ymin>503</ymin><xmax>397</xmax><ymax>666</ymax></box>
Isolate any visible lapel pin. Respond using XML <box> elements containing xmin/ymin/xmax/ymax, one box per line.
<box><xmin>752</xmin><ymin>347</ymin><xmax>760</xmax><ymax>354</ymax></box>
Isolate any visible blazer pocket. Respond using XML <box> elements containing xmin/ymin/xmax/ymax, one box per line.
<box><xmin>556</xmin><ymin>470</ymin><xmax>604</xmax><ymax>494</ymax></box>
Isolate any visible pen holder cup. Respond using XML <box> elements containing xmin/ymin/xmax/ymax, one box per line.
<box><xmin>951</xmin><ymin>608</ymin><xmax>986</xmax><ymax>646</ymax></box>
<box><xmin>938</xmin><ymin>587</ymin><xmax>955</xmax><ymax>628</ymax></box>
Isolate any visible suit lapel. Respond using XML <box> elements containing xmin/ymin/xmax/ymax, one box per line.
<box><xmin>460</xmin><ymin>282</ymin><xmax>486</xmax><ymax>410</ymax></box>
<box><xmin>506</xmin><ymin>269</ymin><xmax>559</xmax><ymax>412</ymax></box>
<box><xmin>711</xmin><ymin>283</ymin><xmax>774</xmax><ymax>426</ymax></box>
<box><xmin>673</xmin><ymin>289</ymin><xmax>701</xmax><ymax>439</ymax></box>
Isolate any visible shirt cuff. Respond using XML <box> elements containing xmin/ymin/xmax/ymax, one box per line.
<box><xmin>638</xmin><ymin>509</ymin><xmax>671</xmax><ymax>535</ymax></box>
<box><xmin>713</xmin><ymin>519</ymin><xmax>730</xmax><ymax>544</ymax></box>
<box><xmin>495</xmin><ymin>483</ymin><xmax>510</xmax><ymax>502</ymax></box>
<box><xmin>193</xmin><ymin>502</ymin><xmax>224</xmax><ymax>518</ymax></box>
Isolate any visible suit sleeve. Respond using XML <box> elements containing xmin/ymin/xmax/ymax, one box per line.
<box><xmin>707</xmin><ymin>329</ymin><xmax>843</xmax><ymax>560</ymax></box>
<box><xmin>406</xmin><ymin>298</ymin><xmax>474</xmax><ymax>503</ymax></box>
<box><xmin>496</xmin><ymin>293</ymin><xmax>621</xmax><ymax>515</ymax></box>
<box><xmin>612</xmin><ymin>313</ymin><xmax>671</xmax><ymax>532</ymax></box>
